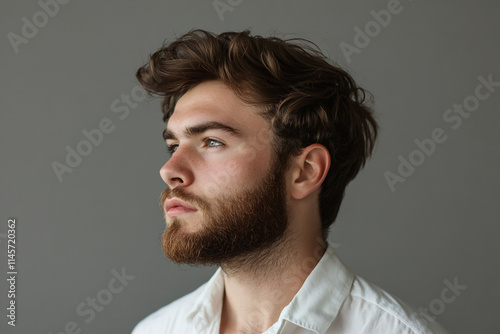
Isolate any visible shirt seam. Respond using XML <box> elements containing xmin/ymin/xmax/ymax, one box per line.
<box><xmin>349</xmin><ymin>293</ymin><xmax>421</xmax><ymax>334</ymax></box>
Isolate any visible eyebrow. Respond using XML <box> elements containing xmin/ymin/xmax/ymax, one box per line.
<box><xmin>163</xmin><ymin>121</ymin><xmax>243</xmax><ymax>141</ymax></box>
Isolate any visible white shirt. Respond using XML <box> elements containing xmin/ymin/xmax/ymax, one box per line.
<box><xmin>132</xmin><ymin>244</ymin><xmax>449</xmax><ymax>333</ymax></box>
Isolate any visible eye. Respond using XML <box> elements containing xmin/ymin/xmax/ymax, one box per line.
<box><xmin>166</xmin><ymin>143</ymin><xmax>178</xmax><ymax>154</ymax></box>
<box><xmin>203</xmin><ymin>138</ymin><xmax>224</xmax><ymax>149</ymax></box>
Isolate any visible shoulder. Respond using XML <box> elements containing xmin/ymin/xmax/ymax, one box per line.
<box><xmin>334</xmin><ymin>275</ymin><xmax>449</xmax><ymax>334</ymax></box>
<box><xmin>131</xmin><ymin>282</ymin><xmax>206</xmax><ymax>334</ymax></box>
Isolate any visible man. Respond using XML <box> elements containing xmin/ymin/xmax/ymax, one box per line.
<box><xmin>132</xmin><ymin>30</ymin><xmax>448</xmax><ymax>334</ymax></box>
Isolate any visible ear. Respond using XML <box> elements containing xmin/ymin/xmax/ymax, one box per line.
<box><xmin>288</xmin><ymin>144</ymin><xmax>331</xmax><ymax>200</ymax></box>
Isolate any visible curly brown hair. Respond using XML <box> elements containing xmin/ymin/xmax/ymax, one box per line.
<box><xmin>136</xmin><ymin>29</ymin><xmax>378</xmax><ymax>236</ymax></box>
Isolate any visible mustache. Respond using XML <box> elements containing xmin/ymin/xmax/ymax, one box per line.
<box><xmin>160</xmin><ymin>187</ymin><xmax>210</xmax><ymax>213</ymax></box>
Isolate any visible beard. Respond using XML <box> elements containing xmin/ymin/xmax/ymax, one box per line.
<box><xmin>160</xmin><ymin>157</ymin><xmax>290</xmax><ymax>270</ymax></box>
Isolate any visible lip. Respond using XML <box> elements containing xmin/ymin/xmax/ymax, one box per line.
<box><xmin>165</xmin><ymin>198</ymin><xmax>197</xmax><ymax>217</ymax></box>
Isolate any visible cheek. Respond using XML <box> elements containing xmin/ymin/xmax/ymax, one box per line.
<box><xmin>230</xmin><ymin>146</ymin><xmax>272</xmax><ymax>183</ymax></box>
<box><xmin>198</xmin><ymin>156</ymin><xmax>269</xmax><ymax>198</ymax></box>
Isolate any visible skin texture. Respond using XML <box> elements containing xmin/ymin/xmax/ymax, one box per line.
<box><xmin>159</xmin><ymin>153</ymin><xmax>290</xmax><ymax>269</ymax></box>
<box><xmin>159</xmin><ymin>81</ymin><xmax>331</xmax><ymax>333</ymax></box>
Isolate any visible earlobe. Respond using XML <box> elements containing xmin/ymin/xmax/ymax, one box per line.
<box><xmin>290</xmin><ymin>144</ymin><xmax>330</xmax><ymax>200</ymax></box>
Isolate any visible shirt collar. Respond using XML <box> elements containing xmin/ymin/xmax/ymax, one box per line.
<box><xmin>279</xmin><ymin>243</ymin><xmax>355</xmax><ymax>333</ymax></box>
<box><xmin>186</xmin><ymin>267</ymin><xmax>225</xmax><ymax>332</ymax></box>
<box><xmin>185</xmin><ymin>243</ymin><xmax>354</xmax><ymax>334</ymax></box>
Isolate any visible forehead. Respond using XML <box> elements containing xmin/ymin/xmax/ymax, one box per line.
<box><xmin>166</xmin><ymin>81</ymin><xmax>269</xmax><ymax>136</ymax></box>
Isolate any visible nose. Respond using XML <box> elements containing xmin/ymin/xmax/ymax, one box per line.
<box><xmin>159</xmin><ymin>149</ymin><xmax>194</xmax><ymax>189</ymax></box>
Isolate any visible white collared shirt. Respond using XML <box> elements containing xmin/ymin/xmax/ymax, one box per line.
<box><xmin>132</xmin><ymin>244</ymin><xmax>449</xmax><ymax>333</ymax></box>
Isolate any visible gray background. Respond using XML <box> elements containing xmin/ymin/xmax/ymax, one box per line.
<box><xmin>1</xmin><ymin>0</ymin><xmax>498</xmax><ymax>333</ymax></box>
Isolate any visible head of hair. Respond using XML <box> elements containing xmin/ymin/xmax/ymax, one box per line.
<box><xmin>136</xmin><ymin>29</ymin><xmax>378</xmax><ymax>237</ymax></box>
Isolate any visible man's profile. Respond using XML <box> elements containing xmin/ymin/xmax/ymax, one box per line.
<box><xmin>132</xmin><ymin>30</ymin><xmax>448</xmax><ymax>334</ymax></box>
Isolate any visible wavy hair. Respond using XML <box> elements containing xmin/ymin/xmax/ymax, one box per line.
<box><xmin>136</xmin><ymin>30</ymin><xmax>378</xmax><ymax>236</ymax></box>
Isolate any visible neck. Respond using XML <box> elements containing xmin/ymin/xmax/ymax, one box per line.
<box><xmin>219</xmin><ymin>231</ymin><xmax>327</xmax><ymax>333</ymax></box>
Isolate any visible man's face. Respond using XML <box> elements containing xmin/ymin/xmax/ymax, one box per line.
<box><xmin>159</xmin><ymin>81</ymin><xmax>290</xmax><ymax>265</ymax></box>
